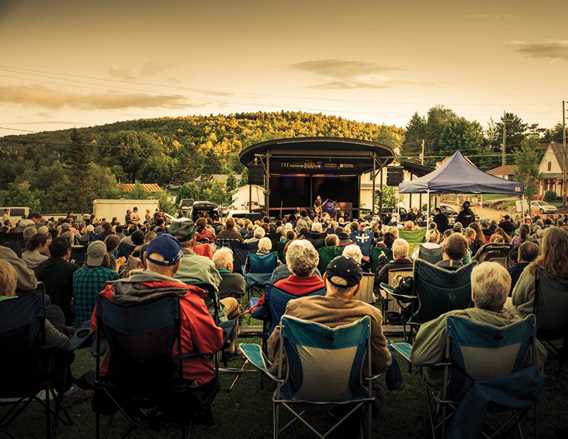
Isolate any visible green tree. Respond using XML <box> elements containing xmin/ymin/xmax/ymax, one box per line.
<box><xmin>201</xmin><ymin>150</ymin><xmax>223</xmax><ymax>175</ymax></box>
<box><xmin>0</xmin><ymin>181</ymin><xmax>42</xmax><ymax>211</ymax></box>
<box><xmin>514</xmin><ymin>136</ymin><xmax>541</xmax><ymax>211</ymax></box>
<box><xmin>402</xmin><ymin>112</ymin><xmax>427</xmax><ymax>156</ymax></box>
<box><xmin>487</xmin><ymin>112</ymin><xmax>529</xmax><ymax>155</ymax></box>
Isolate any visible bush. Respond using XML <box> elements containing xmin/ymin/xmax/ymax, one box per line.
<box><xmin>544</xmin><ymin>190</ymin><xmax>558</xmax><ymax>202</ymax></box>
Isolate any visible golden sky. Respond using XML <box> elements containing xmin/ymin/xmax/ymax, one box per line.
<box><xmin>0</xmin><ymin>0</ymin><xmax>567</xmax><ymax>134</ymax></box>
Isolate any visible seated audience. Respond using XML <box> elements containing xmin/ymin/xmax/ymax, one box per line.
<box><xmin>73</xmin><ymin>241</ymin><xmax>119</xmax><ymax>325</ymax></box>
<box><xmin>175</xmin><ymin>226</ymin><xmax>222</xmax><ymax>289</ymax></box>
<box><xmin>216</xmin><ymin>217</ymin><xmax>243</xmax><ymax>241</ymax></box>
<box><xmin>377</xmin><ymin>238</ymin><xmax>413</xmax><ymax>284</ymax></box>
<box><xmin>213</xmin><ymin>247</ymin><xmax>245</xmax><ymax>301</ymax></box>
<box><xmin>253</xmin><ymin>240</ymin><xmax>324</xmax><ymax>317</ymax></box>
<box><xmin>436</xmin><ymin>233</ymin><xmax>468</xmax><ymax>271</ymax></box>
<box><xmin>0</xmin><ymin>245</ymin><xmax>38</xmax><ymax>291</ymax></box>
<box><xmin>510</xmin><ymin>226</ymin><xmax>568</xmax><ymax>317</ymax></box>
<box><xmin>243</xmin><ymin>226</ymin><xmax>265</xmax><ymax>245</ymax></box>
<box><xmin>0</xmin><ymin>259</ymin><xmax>73</xmax><ymax>392</ymax></box>
<box><xmin>305</xmin><ymin>222</ymin><xmax>326</xmax><ymax>249</ymax></box>
<box><xmin>91</xmin><ymin>234</ymin><xmax>224</xmax><ymax>419</ymax></box>
<box><xmin>318</xmin><ymin>234</ymin><xmax>342</xmax><ymax>272</ymax></box>
<box><xmin>22</xmin><ymin>233</ymin><xmax>50</xmax><ymax>269</ymax></box>
<box><xmin>412</xmin><ymin>262</ymin><xmax>546</xmax><ymax>384</ymax></box>
<box><xmin>508</xmin><ymin>241</ymin><xmax>539</xmax><ymax>292</ymax></box>
<box><xmin>256</xmin><ymin>237</ymin><xmax>273</xmax><ymax>256</ymax></box>
<box><xmin>194</xmin><ymin>217</ymin><xmax>216</xmax><ymax>243</ymax></box>
<box><xmin>35</xmin><ymin>237</ymin><xmax>79</xmax><ymax>324</ymax></box>
<box><xmin>268</xmin><ymin>256</ymin><xmax>391</xmax><ymax>377</ymax></box>
<box><xmin>413</xmin><ymin>229</ymin><xmax>442</xmax><ymax>264</ymax></box>
<box><xmin>342</xmin><ymin>244</ymin><xmax>363</xmax><ymax>265</ymax></box>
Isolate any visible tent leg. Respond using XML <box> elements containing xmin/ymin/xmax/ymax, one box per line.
<box><xmin>426</xmin><ymin>190</ymin><xmax>431</xmax><ymax>230</ymax></box>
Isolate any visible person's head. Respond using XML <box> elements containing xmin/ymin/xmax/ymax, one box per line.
<box><xmin>144</xmin><ymin>233</ymin><xmax>184</xmax><ymax>277</ymax></box>
<box><xmin>26</xmin><ymin>233</ymin><xmax>49</xmax><ymax>253</ymax></box>
<box><xmin>325</xmin><ymin>234</ymin><xmax>339</xmax><ymax>247</ymax></box>
<box><xmin>86</xmin><ymin>241</ymin><xmax>109</xmax><ymax>267</ymax></box>
<box><xmin>434</xmin><ymin>207</ymin><xmax>441</xmax><ymax>215</ymax></box>
<box><xmin>285</xmin><ymin>230</ymin><xmax>296</xmax><ymax>241</ymax></box>
<box><xmin>342</xmin><ymin>244</ymin><xmax>363</xmax><ymax>265</ymax></box>
<box><xmin>324</xmin><ymin>256</ymin><xmax>363</xmax><ymax>300</ymax></box>
<box><xmin>195</xmin><ymin>217</ymin><xmax>207</xmax><ymax>232</ymax></box>
<box><xmin>0</xmin><ymin>259</ymin><xmax>17</xmax><ymax>296</ymax></box>
<box><xmin>225</xmin><ymin>217</ymin><xmax>236</xmax><ymax>229</ymax></box>
<box><xmin>213</xmin><ymin>247</ymin><xmax>234</xmax><ymax>272</ymax></box>
<box><xmin>145</xmin><ymin>231</ymin><xmax>157</xmax><ymax>243</ymax></box>
<box><xmin>518</xmin><ymin>241</ymin><xmax>539</xmax><ymax>264</ymax></box>
<box><xmin>443</xmin><ymin>233</ymin><xmax>468</xmax><ymax>261</ymax></box>
<box><xmin>471</xmin><ymin>262</ymin><xmax>511</xmax><ymax>312</ymax></box>
<box><xmin>131</xmin><ymin>230</ymin><xmax>145</xmax><ymax>246</ymax></box>
<box><xmin>253</xmin><ymin>226</ymin><xmax>266</xmax><ymax>239</ymax></box>
<box><xmin>534</xmin><ymin>226</ymin><xmax>568</xmax><ymax>278</ymax></box>
<box><xmin>49</xmin><ymin>237</ymin><xmax>71</xmax><ymax>260</ymax></box>
<box><xmin>426</xmin><ymin>229</ymin><xmax>439</xmax><ymax>243</ymax></box>
<box><xmin>404</xmin><ymin>221</ymin><xmax>414</xmax><ymax>231</ymax></box>
<box><xmin>30</xmin><ymin>212</ymin><xmax>42</xmax><ymax>224</ymax></box>
<box><xmin>285</xmin><ymin>239</ymin><xmax>319</xmax><ymax>278</ymax></box>
<box><xmin>464</xmin><ymin>227</ymin><xmax>477</xmax><ymax>244</ymax></box>
<box><xmin>518</xmin><ymin>224</ymin><xmax>530</xmax><ymax>242</ymax></box>
<box><xmin>383</xmin><ymin>232</ymin><xmax>395</xmax><ymax>249</ymax></box>
<box><xmin>104</xmin><ymin>234</ymin><xmax>120</xmax><ymax>253</ymax></box>
<box><xmin>311</xmin><ymin>222</ymin><xmax>323</xmax><ymax>233</ymax></box>
<box><xmin>452</xmin><ymin>222</ymin><xmax>463</xmax><ymax>233</ymax></box>
<box><xmin>462</xmin><ymin>201</ymin><xmax>470</xmax><ymax>210</ymax></box>
<box><xmin>23</xmin><ymin>226</ymin><xmax>37</xmax><ymax>241</ymax></box>
<box><xmin>392</xmin><ymin>238</ymin><xmax>409</xmax><ymax>260</ymax></box>
<box><xmin>133</xmin><ymin>207</ymin><xmax>138</xmax><ymax>213</ymax></box>
<box><xmin>258</xmin><ymin>237</ymin><xmax>272</xmax><ymax>253</ymax></box>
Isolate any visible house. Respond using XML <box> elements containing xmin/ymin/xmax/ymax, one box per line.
<box><xmin>487</xmin><ymin>164</ymin><xmax>516</xmax><ymax>180</ymax></box>
<box><xmin>538</xmin><ymin>143</ymin><xmax>567</xmax><ymax>197</ymax></box>
<box><xmin>117</xmin><ymin>183</ymin><xmax>162</xmax><ymax>193</ymax></box>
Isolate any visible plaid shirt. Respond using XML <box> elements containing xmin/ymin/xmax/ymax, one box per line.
<box><xmin>73</xmin><ymin>266</ymin><xmax>118</xmax><ymax>325</ymax></box>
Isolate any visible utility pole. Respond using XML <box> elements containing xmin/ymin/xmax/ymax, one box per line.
<box><xmin>563</xmin><ymin>100</ymin><xmax>567</xmax><ymax>206</ymax></box>
<box><xmin>502</xmin><ymin>111</ymin><xmax>507</xmax><ymax>167</ymax></box>
<box><xmin>420</xmin><ymin>139</ymin><xmax>425</xmax><ymax>165</ymax></box>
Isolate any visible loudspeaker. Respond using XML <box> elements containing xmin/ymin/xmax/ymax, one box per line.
<box><xmin>248</xmin><ymin>165</ymin><xmax>265</xmax><ymax>185</ymax></box>
<box><xmin>386</xmin><ymin>166</ymin><xmax>404</xmax><ymax>186</ymax></box>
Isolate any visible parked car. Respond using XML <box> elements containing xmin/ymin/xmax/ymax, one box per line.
<box><xmin>531</xmin><ymin>200</ymin><xmax>558</xmax><ymax>214</ymax></box>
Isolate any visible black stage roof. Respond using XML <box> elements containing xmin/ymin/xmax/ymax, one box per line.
<box><xmin>239</xmin><ymin>137</ymin><xmax>395</xmax><ymax>175</ymax></box>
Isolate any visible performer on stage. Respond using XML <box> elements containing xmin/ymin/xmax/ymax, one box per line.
<box><xmin>313</xmin><ymin>195</ymin><xmax>323</xmax><ymax>216</ymax></box>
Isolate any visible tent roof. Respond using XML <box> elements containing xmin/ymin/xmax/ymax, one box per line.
<box><xmin>399</xmin><ymin>151</ymin><xmax>523</xmax><ymax>195</ymax></box>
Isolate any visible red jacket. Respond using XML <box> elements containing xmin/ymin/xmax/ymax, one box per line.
<box><xmin>91</xmin><ymin>277</ymin><xmax>224</xmax><ymax>386</ymax></box>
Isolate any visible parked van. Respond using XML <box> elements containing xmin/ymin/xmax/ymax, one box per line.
<box><xmin>0</xmin><ymin>206</ymin><xmax>31</xmax><ymax>223</ymax></box>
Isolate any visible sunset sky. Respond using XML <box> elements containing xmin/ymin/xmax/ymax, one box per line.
<box><xmin>1</xmin><ymin>0</ymin><xmax>567</xmax><ymax>135</ymax></box>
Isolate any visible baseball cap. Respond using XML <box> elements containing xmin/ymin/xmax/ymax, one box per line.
<box><xmin>325</xmin><ymin>256</ymin><xmax>362</xmax><ymax>288</ymax></box>
<box><xmin>87</xmin><ymin>241</ymin><xmax>107</xmax><ymax>267</ymax></box>
<box><xmin>174</xmin><ymin>224</ymin><xmax>195</xmax><ymax>243</ymax></box>
<box><xmin>145</xmin><ymin>233</ymin><xmax>183</xmax><ymax>266</ymax></box>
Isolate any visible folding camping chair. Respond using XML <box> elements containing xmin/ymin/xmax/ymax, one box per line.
<box><xmin>243</xmin><ymin>252</ymin><xmax>277</xmax><ymax>306</ymax></box>
<box><xmin>358</xmin><ymin>272</ymin><xmax>377</xmax><ymax>304</ymax></box>
<box><xmin>0</xmin><ymin>293</ymin><xmax>72</xmax><ymax>439</ymax></box>
<box><xmin>370</xmin><ymin>246</ymin><xmax>393</xmax><ymax>275</ymax></box>
<box><xmin>473</xmin><ymin>243</ymin><xmax>511</xmax><ymax>267</ymax></box>
<box><xmin>405</xmin><ymin>260</ymin><xmax>473</xmax><ymax>342</ymax></box>
<box><xmin>232</xmin><ymin>241</ymin><xmax>258</xmax><ymax>275</ymax></box>
<box><xmin>239</xmin><ymin>315</ymin><xmax>381</xmax><ymax>439</ymax></box>
<box><xmin>394</xmin><ymin>315</ymin><xmax>543</xmax><ymax>439</ymax></box>
<box><xmin>93</xmin><ymin>294</ymin><xmax>211</xmax><ymax>439</ymax></box>
<box><xmin>378</xmin><ymin>267</ymin><xmax>414</xmax><ymax>326</ymax></box>
<box><xmin>533</xmin><ymin>267</ymin><xmax>568</xmax><ymax>373</ymax></box>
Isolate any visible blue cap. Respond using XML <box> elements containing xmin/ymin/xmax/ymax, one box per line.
<box><xmin>145</xmin><ymin>233</ymin><xmax>183</xmax><ymax>266</ymax></box>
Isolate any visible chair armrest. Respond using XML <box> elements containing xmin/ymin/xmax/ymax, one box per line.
<box><xmin>364</xmin><ymin>373</ymin><xmax>383</xmax><ymax>383</ymax></box>
<box><xmin>388</xmin><ymin>292</ymin><xmax>418</xmax><ymax>301</ymax></box>
<box><xmin>68</xmin><ymin>327</ymin><xmax>94</xmax><ymax>351</ymax></box>
<box><xmin>389</xmin><ymin>342</ymin><xmax>413</xmax><ymax>363</ymax></box>
<box><xmin>239</xmin><ymin>343</ymin><xmax>283</xmax><ymax>383</ymax></box>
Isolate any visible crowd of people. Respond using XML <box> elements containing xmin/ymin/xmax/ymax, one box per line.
<box><xmin>1</xmin><ymin>203</ymin><xmax>568</xmax><ymax>434</ymax></box>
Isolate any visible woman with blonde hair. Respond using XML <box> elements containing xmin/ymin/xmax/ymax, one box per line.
<box><xmin>510</xmin><ymin>226</ymin><xmax>568</xmax><ymax>317</ymax></box>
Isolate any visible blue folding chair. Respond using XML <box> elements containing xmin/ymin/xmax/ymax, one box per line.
<box><xmin>393</xmin><ymin>315</ymin><xmax>543</xmax><ymax>439</ymax></box>
<box><xmin>240</xmin><ymin>315</ymin><xmax>381</xmax><ymax>439</ymax></box>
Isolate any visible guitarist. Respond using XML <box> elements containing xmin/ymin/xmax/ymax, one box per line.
<box><xmin>313</xmin><ymin>195</ymin><xmax>324</xmax><ymax>217</ymax></box>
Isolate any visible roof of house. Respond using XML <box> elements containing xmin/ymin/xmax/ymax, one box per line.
<box><xmin>118</xmin><ymin>183</ymin><xmax>162</xmax><ymax>193</ymax></box>
<box><xmin>550</xmin><ymin>143</ymin><xmax>567</xmax><ymax>173</ymax></box>
<box><xmin>487</xmin><ymin>164</ymin><xmax>516</xmax><ymax>176</ymax></box>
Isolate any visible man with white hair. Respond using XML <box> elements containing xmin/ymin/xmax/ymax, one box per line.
<box><xmin>342</xmin><ymin>244</ymin><xmax>363</xmax><ymax>265</ymax></box>
<box><xmin>306</xmin><ymin>221</ymin><xmax>326</xmax><ymax>249</ymax></box>
<box><xmin>377</xmin><ymin>238</ymin><xmax>412</xmax><ymax>284</ymax></box>
<box><xmin>256</xmin><ymin>237</ymin><xmax>272</xmax><ymax>255</ymax></box>
<box><xmin>411</xmin><ymin>262</ymin><xmax>546</xmax><ymax>375</ymax></box>
<box><xmin>243</xmin><ymin>226</ymin><xmax>265</xmax><ymax>245</ymax></box>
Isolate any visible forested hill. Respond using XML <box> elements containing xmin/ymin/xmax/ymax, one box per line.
<box><xmin>0</xmin><ymin>111</ymin><xmax>404</xmax><ymax>212</ymax></box>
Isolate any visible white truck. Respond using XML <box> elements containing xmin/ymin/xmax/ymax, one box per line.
<box><xmin>92</xmin><ymin>199</ymin><xmax>160</xmax><ymax>223</ymax></box>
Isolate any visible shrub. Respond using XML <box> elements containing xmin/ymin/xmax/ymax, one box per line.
<box><xmin>544</xmin><ymin>190</ymin><xmax>558</xmax><ymax>202</ymax></box>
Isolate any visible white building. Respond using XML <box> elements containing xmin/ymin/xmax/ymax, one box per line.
<box><xmin>231</xmin><ymin>184</ymin><xmax>265</xmax><ymax>210</ymax></box>
<box><xmin>538</xmin><ymin>143</ymin><xmax>567</xmax><ymax>198</ymax></box>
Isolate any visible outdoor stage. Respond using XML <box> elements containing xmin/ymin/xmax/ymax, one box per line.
<box><xmin>239</xmin><ymin>137</ymin><xmax>395</xmax><ymax>217</ymax></box>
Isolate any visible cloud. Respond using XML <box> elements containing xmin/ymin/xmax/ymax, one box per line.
<box><xmin>140</xmin><ymin>61</ymin><xmax>169</xmax><ymax>77</ymax></box>
<box><xmin>108</xmin><ymin>64</ymin><xmax>134</xmax><ymax>80</ymax></box>
<box><xmin>292</xmin><ymin>59</ymin><xmax>401</xmax><ymax>79</ymax></box>
<box><xmin>0</xmin><ymin>84</ymin><xmax>191</xmax><ymax>110</ymax></box>
<box><xmin>512</xmin><ymin>40</ymin><xmax>568</xmax><ymax>61</ymax></box>
<box><xmin>290</xmin><ymin>58</ymin><xmax>431</xmax><ymax>90</ymax></box>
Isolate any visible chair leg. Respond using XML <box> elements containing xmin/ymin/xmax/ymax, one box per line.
<box><xmin>273</xmin><ymin>403</ymin><xmax>280</xmax><ymax>439</ymax></box>
<box><xmin>367</xmin><ymin>403</ymin><xmax>373</xmax><ymax>439</ymax></box>
<box><xmin>45</xmin><ymin>386</ymin><xmax>52</xmax><ymax>439</ymax></box>
<box><xmin>95</xmin><ymin>411</ymin><xmax>100</xmax><ymax>439</ymax></box>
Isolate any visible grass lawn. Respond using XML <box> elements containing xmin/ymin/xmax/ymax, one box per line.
<box><xmin>3</xmin><ymin>338</ymin><xmax>568</xmax><ymax>439</ymax></box>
